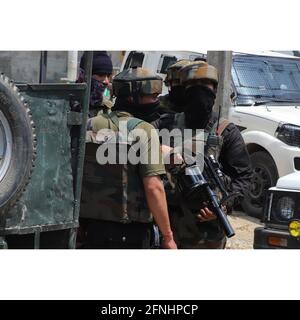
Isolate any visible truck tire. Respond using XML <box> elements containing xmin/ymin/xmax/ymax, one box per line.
<box><xmin>242</xmin><ymin>151</ymin><xmax>278</xmax><ymax>218</ymax></box>
<box><xmin>0</xmin><ymin>74</ymin><xmax>36</xmax><ymax>214</ymax></box>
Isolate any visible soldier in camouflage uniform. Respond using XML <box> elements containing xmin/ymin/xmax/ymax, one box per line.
<box><xmin>153</xmin><ymin>61</ymin><xmax>252</xmax><ymax>249</ymax></box>
<box><xmin>111</xmin><ymin>67</ymin><xmax>175</xmax><ymax>123</ymax></box>
<box><xmin>159</xmin><ymin>59</ymin><xmax>192</xmax><ymax>113</ymax></box>
<box><xmin>77</xmin><ymin>51</ymin><xmax>114</xmax><ymax>117</ymax></box>
<box><xmin>79</xmin><ymin>67</ymin><xmax>177</xmax><ymax>249</ymax></box>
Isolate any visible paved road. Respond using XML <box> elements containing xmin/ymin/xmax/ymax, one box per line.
<box><xmin>226</xmin><ymin>211</ymin><xmax>263</xmax><ymax>249</ymax></box>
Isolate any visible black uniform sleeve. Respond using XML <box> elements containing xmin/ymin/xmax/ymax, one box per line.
<box><xmin>219</xmin><ymin>123</ymin><xmax>253</xmax><ymax>202</ymax></box>
<box><xmin>151</xmin><ymin>117</ymin><xmax>161</xmax><ymax>130</ymax></box>
<box><xmin>151</xmin><ymin>113</ymin><xmax>175</xmax><ymax>130</ymax></box>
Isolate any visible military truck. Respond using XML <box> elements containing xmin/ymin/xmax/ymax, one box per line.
<box><xmin>0</xmin><ymin>51</ymin><xmax>92</xmax><ymax>248</ymax></box>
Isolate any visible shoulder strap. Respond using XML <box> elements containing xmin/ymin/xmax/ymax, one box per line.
<box><xmin>108</xmin><ymin>111</ymin><xmax>120</xmax><ymax>129</ymax></box>
<box><xmin>174</xmin><ymin>112</ymin><xmax>186</xmax><ymax>131</ymax></box>
<box><xmin>217</xmin><ymin>118</ymin><xmax>231</xmax><ymax>136</ymax></box>
<box><xmin>127</xmin><ymin>118</ymin><xmax>144</xmax><ymax>132</ymax></box>
<box><xmin>108</xmin><ymin>111</ymin><xmax>144</xmax><ymax>133</ymax></box>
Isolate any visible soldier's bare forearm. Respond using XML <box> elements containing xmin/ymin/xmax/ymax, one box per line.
<box><xmin>143</xmin><ymin>176</ymin><xmax>175</xmax><ymax>240</ymax></box>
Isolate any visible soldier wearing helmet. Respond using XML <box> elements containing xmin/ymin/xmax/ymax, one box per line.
<box><xmin>152</xmin><ymin>61</ymin><xmax>252</xmax><ymax>249</ymax></box>
<box><xmin>160</xmin><ymin>59</ymin><xmax>192</xmax><ymax>113</ymax></box>
<box><xmin>180</xmin><ymin>60</ymin><xmax>219</xmax><ymax>129</ymax></box>
<box><xmin>80</xmin><ymin>67</ymin><xmax>177</xmax><ymax>249</ymax></box>
<box><xmin>112</xmin><ymin>67</ymin><xmax>170</xmax><ymax>123</ymax></box>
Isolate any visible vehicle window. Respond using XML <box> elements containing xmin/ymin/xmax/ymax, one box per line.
<box><xmin>232</xmin><ymin>56</ymin><xmax>300</xmax><ymax>104</ymax></box>
<box><xmin>234</xmin><ymin>61</ymin><xmax>273</xmax><ymax>88</ymax></box>
<box><xmin>189</xmin><ymin>54</ymin><xmax>207</xmax><ymax>61</ymax></box>
<box><xmin>124</xmin><ymin>51</ymin><xmax>144</xmax><ymax>69</ymax></box>
<box><xmin>0</xmin><ymin>51</ymin><xmax>41</xmax><ymax>83</ymax></box>
<box><xmin>0</xmin><ymin>51</ymin><xmax>70</xmax><ymax>84</ymax></box>
<box><xmin>45</xmin><ymin>51</ymin><xmax>68</xmax><ymax>83</ymax></box>
<box><xmin>269</xmin><ymin>63</ymin><xmax>300</xmax><ymax>91</ymax></box>
<box><xmin>158</xmin><ymin>55</ymin><xmax>177</xmax><ymax>74</ymax></box>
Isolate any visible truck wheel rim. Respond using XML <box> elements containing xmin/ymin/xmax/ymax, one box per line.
<box><xmin>250</xmin><ymin>166</ymin><xmax>271</xmax><ymax>204</ymax></box>
<box><xmin>0</xmin><ymin>110</ymin><xmax>13</xmax><ymax>182</ymax></box>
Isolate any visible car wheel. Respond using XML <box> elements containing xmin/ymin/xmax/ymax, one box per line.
<box><xmin>242</xmin><ymin>151</ymin><xmax>278</xmax><ymax>218</ymax></box>
<box><xmin>0</xmin><ymin>74</ymin><xmax>36</xmax><ymax>216</ymax></box>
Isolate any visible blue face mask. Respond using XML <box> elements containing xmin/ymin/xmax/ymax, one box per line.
<box><xmin>103</xmin><ymin>87</ymin><xmax>111</xmax><ymax>99</ymax></box>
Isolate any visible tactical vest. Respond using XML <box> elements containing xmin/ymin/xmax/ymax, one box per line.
<box><xmin>172</xmin><ymin>112</ymin><xmax>230</xmax><ymax>160</ymax></box>
<box><xmin>80</xmin><ymin>112</ymin><xmax>152</xmax><ymax>224</ymax></box>
<box><xmin>169</xmin><ymin>113</ymin><xmax>231</xmax><ymax>246</ymax></box>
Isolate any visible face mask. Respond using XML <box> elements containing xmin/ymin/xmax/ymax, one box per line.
<box><xmin>169</xmin><ymin>86</ymin><xmax>186</xmax><ymax>112</ymax></box>
<box><xmin>114</xmin><ymin>98</ymin><xmax>160</xmax><ymax>123</ymax></box>
<box><xmin>184</xmin><ymin>85</ymin><xmax>216</xmax><ymax>129</ymax></box>
<box><xmin>103</xmin><ymin>87</ymin><xmax>111</xmax><ymax>99</ymax></box>
<box><xmin>89</xmin><ymin>78</ymin><xmax>107</xmax><ymax>108</ymax></box>
<box><xmin>76</xmin><ymin>68</ymin><xmax>108</xmax><ymax>109</ymax></box>
<box><xmin>129</xmin><ymin>101</ymin><xmax>160</xmax><ymax>122</ymax></box>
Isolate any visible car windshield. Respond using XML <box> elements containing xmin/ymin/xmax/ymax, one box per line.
<box><xmin>232</xmin><ymin>55</ymin><xmax>300</xmax><ymax>105</ymax></box>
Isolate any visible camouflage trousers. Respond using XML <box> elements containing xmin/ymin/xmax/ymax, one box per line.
<box><xmin>168</xmin><ymin>206</ymin><xmax>226</xmax><ymax>249</ymax></box>
<box><xmin>179</xmin><ymin>237</ymin><xmax>227</xmax><ymax>249</ymax></box>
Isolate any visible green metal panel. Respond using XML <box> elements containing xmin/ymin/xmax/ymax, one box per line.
<box><xmin>4</xmin><ymin>84</ymin><xmax>87</xmax><ymax>235</ymax></box>
<box><xmin>0</xmin><ymin>52</ymin><xmax>92</xmax><ymax>249</ymax></box>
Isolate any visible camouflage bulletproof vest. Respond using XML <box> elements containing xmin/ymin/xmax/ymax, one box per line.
<box><xmin>80</xmin><ymin>112</ymin><xmax>152</xmax><ymax>224</ymax></box>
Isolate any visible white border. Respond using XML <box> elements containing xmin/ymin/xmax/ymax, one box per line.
<box><xmin>1</xmin><ymin>250</ymin><xmax>300</xmax><ymax>300</ymax></box>
<box><xmin>1</xmin><ymin>0</ymin><xmax>299</xmax><ymax>50</ymax></box>
<box><xmin>1</xmin><ymin>0</ymin><xmax>300</xmax><ymax>301</ymax></box>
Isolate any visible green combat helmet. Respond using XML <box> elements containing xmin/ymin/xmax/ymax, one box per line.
<box><xmin>113</xmin><ymin>67</ymin><xmax>163</xmax><ymax>100</ymax></box>
<box><xmin>164</xmin><ymin>59</ymin><xmax>192</xmax><ymax>87</ymax></box>
<box><xmin>180</xmin><ymin>61</ymin><xmax>219</xmax><ymax>90</ymax></box>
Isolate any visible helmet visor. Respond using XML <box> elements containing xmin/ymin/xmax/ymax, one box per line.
<box><xmin>113</xmin><ymin>79</ymin><xmax>162</xmax><ymax>97</ymax></box>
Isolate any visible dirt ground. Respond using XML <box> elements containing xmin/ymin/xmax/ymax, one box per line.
<box><xmin>226</xmin><ymin>211</ymin><xmax>263</xmax><ymax>249</ymax></box>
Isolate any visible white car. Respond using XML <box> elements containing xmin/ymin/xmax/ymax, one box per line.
<box><xmin>253</xmin><ymin>172</ymin><xmax>300</xmax><ymax>249</ymax></box>
<box><xmin>229</xmin><ymin>52</ymin><xmax>300</xmax><ymax>217</ymax></box>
